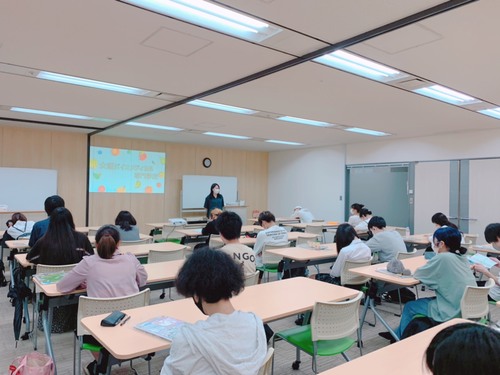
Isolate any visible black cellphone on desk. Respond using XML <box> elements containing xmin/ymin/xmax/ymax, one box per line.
<box><xmin>100</xmin><ymin>311</ymin><xmax>126</xmax><ymax>327</ymax></box>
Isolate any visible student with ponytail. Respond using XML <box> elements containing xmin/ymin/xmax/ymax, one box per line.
<box><xmin>380</xmin><ymin>227</ymin><xmax>476</xmax><ymax>341</ymax></box>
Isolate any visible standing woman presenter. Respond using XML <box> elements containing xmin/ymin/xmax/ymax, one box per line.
<box><xmin>204</xmin><ymin>183</ymin><xmax>224</xmax><ymax>218</ymax></box>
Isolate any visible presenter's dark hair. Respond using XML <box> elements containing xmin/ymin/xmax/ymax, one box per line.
<box><xmin>176</xmin><ymin>248</ymin><xmax>244</xmax><ymax>303</ymax></box>
<box><xmin>431</xmin><ymin>212</ymin><xmax>458</xmax><ymax>229</ymax></box>
<box><xmin>359</xmin><ymin>208</ymin><xmax>372</xmax><ymax>218</ymax></box>
<box><xmin>425</xmin><ymin>323</ymin><xmax>500</xmax><ymax>375</ymax></box>
<box><xmin>368</xmin><ymin>216</ymin><xmax>386</xmax><ymax>230</ymax></box>
<box><xmin>350</xmin><ymin>203</ymin><xmax>364</xmax><ymax>213</ymax></box>
<box><xmin>39</xmin><ymin>207</ymin><xmax>79</xmax><ymax>264</ymax></box>
<box><xmin>335</xmin><ymin>223</ymin><xmax>358</xmax><ymax>253</ymax></box>
<box><xmin>433</xmin><ymin>227</ymin><xmax>466</xmax><ymax>255</ymax></box>
<box><xmin>215</xmin><ymin>211</ymin><xmax>242</xmax><ymax>240</ymax></box>
<box><xmin>257</xmin><ymin>211</ymin><xmax>276</xmax><ymax>226</ymax></box>
<box><xmin>210</xmin><ymin>183</ymin><xmax>220</xmax><ymax>194</ymax></box>
<box><xmin>114</xmin><ymin>210</ymin><xmax>137</xmax><ymax>231</ymax></box>
<box><xmin>95</xmin><ymin>225</ymin><xmax>120</xmax><ymax>259</ymax></box>
<box><xmin>44</xmin><ymin>195</ymin><xmax>65</xmax><ymax>216</ymax></box>
<box><xmin>484</xmin><ymin>223</ymin><xmax>500</xmax><ymax>244</ymax></box>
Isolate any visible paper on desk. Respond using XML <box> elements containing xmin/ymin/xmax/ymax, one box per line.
<box><xmin>135</xmin><ymin>316</ymin><xmax>185</xmax><ymax>341</ymax></box>
<box><xmin>376</xmin><ymin>268</ymin><xmax>414</xmax><ymax>278</ymax></box>
<box><xmin>33</xmin><ymin>271</ymin><xmax>67</xmax><ymax>285</ymax></box>
<box><xmin>468</xmin><ymin>253</ymin><xmax>496</xmax><ymax>269</ymax></box>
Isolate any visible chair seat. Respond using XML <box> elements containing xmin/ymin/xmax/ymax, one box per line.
<box><xmin>276</xmin><ymin>325</ymin><xmax>356</xmax><ymax>356</ymax></box>
<box><xmin>257</xmin><ymin>264</ymin><xmax>279</xmax><ymax>272</ymax></box>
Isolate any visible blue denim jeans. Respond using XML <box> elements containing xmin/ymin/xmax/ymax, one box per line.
<box><xmin>395</xmin><ymin>297</ymin><xmax>433</xmax><ymax>338</ymax></box>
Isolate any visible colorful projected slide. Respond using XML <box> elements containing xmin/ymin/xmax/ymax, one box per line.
<box><xmin>89</xmin><ymin>147</ymin><xmax>165</xmax><ymax>193</ymax></box>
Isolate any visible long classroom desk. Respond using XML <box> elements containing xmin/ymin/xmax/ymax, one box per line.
<box><xmin>283</xmin><ymin>222</ymin><xmax>340</xmax><ymax>230</ymax></box>
<box><xmin>81</xmin><ymin>277</ymin><xmax>359</xmax><ymax>361</ymax></box>
<box><xmin>209</xmin><ymin>231</ymin><xmax>318</xmax><ymax>247</ymax></box>
<box><xmin>266</xmin><ymin>243</ymin><xmax>338</xmax><ymax>273</ymax></box>
<box><xmin>319</xmin><ymin>318</ymin><xmax>470</xmax><ymax>375</ymax></box>
<box><xmin>30</xmin><ymin>259</ymin><xmax>185</xmax><ymax>373</ymax></box>
<box><xmin>351</xmin><ymin>256</ymin><xmax>427</xmax><ymax>343</ymax></box>
<box><xmin>471</xmin><ymin>244</ymin><xmax>500</xmax><ymax>255</ymax></box>
<box><xmin>174</xmin><ymin>225</ymin><xmax>263</xmax><ymax>243</ymax></box>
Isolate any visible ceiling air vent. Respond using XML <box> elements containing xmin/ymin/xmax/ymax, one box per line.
<box><xmin>395</xmin><ymin>78</ymin><xmax>428</xmax><ymax>90</ymax></box>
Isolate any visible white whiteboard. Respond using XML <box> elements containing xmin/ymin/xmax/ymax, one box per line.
<box><xmin>0</xmin><ymin>168</ymin><xmax>57</xmax><ymax>211</ymax></box>
<box><xmin>182</xmin><ymin>175</ymin><xmax>238</xmax><ymax>209</ymax></box>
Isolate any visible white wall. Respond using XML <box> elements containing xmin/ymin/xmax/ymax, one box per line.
<box><xmin>268</xmin><ymin>145</ymin><xmax>346</xmax><ymax>222</ymax></box>
<box><xmin>346</xmin><ymin>128</ymin><xmax>500</xmax><ymax>164</ymax></box>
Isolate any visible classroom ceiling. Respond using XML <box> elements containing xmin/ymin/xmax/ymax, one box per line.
<box><xmin>1</xmin><ymin>0</ymin><xmax>499</xmax><ymax>152</ymax></box>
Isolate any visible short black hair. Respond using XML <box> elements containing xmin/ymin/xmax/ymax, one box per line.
<box><xmin>44</xmin><ymin>195</ymin><xmax>65</xmax><ymax>216</ymax></box>
<box><xmin>215</xmin><ymin>211</ymin><xmax>242</xmax><ymax>240</ymax></box>
<box><xmin>258</xmin><ymin>210</ymin><xmax>275</xmax><ymax>226</ymax></box>
<box><xmin>368</xmin><ymin>216</ymin><xmax>386</xmax><ymax>230</ymax></box>
<box><xmin>335</xmin><ymin>223</ymin><xmax>358</xmax><ymax>253</ymax></box>
<box><xmin>425</xmin><ymin>323</ymin><xmax>500</xmax><ymax>375</ymax></box>
<box><xmin>176</xmin><ymin>248</ymin><xmax>244</xmax><ymax>303</ymax></box>
<box><xmin>484</xmin><ymin>223</ymin><xmax>500</xmax><ymax>244</ymax></box>
<box><xmin>114</xmin><ymin>210</ymin><xmax>137</xmax><ymax>231</ymax></box>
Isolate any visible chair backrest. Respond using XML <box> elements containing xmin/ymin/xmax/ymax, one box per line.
<box><xmin>77</xmin><ymin>288</ymin><xmax>151</xmax><ymax>337</ymax></box>
<box><xmin>244</xmin><ymin>271</ymin><xmax>260</xmax><ymax>287</ymax></box>
<box><xmin>305</xmin><ymin>225</ymin><xmax>324</xmax><ymax>235</ymax></box>
<box><xmin>311</xmin><ymin>292</ymin><xmax>363</xmax><ymax>341</ymax></box>
<box><xmin>396</xmin><ymin>249</ymin><xmax>418</xmax><ymax>260</ymax></box>
<box><xmin>392</xmin><ymin>227</ymin><xmax>408</xmax><ymax>237</ymax></box>
<box><xmin>295</xmin><ymin>236</ymin><xmax>311</xmax><ymax>246</ymax></box>
<box><xmin>262</xmin><ymin>242</ymin><xmax>290</xmax><ymax>265</ymax></box>
<box><xmin>340</xmin><ymin>257</ymin><xmax>372</xmax><ymax>286</ymax></box>
<box><xmin>463</xmin><ymin>233</ymin><xmax>478</xmax><ymax>245</ymax></box>
<box><xmin>208</xmin><ymin>235</ymin><xmax>223</xmax><ymax>249</ymax></box>
<box><xmin>121</xmin><ymin>236</ymin><xmax>153</xmax><ymax>246</ymax></box>
<box><xmin>88</xmin><ymin>228</ymin><xmax>98</xmax><ymax>236</ymax></box>
<box><xmin>460</xmin><ymin>278</ymin><xmax>494</xmax><ymax>320</ymax></box>
<box><xmin>257</xmin><ymin>347</ymin><xmax>274</xmax><ymax>375</ymax></box>
<box><xmin>148</xmin><ymin>249</ymin><xmax>185</xmax><ymax>263</ymax></box>
<box><xmin>36</xmin><ymin>263</ymin><xmax>78</xmax><ymax>275</ymax></box>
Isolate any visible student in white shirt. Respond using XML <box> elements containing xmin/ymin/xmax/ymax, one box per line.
<box><xmin>348</xmin><ymin>203</ymin><xmax>364</xmax><ymax>227</ymax></box>
<box><xmin>354</xmin><ymin>208</ymin><xmax>373</xmax><ymax>234</ymax></box>
<box><xmin>254</xmin><ymin>211</ymin><xmax>288</xmax><ymax>281</ymax></box>
<box><xmin>160</xmin><ymin>248</ymin><xmax>267</xmax><ymax>375</ymax></box>
<box><xmin>291</xmin><ymin>206</ymin><xmax>314</xmax><ymax>223</ymax></box>
<box><xmin>366</xmin><ymin>216</ymin><xmax>407</xmax><ymax>262</ymax></box>
<box><xmin>313</xmin><ymin>223</ymin><xmax>371</xmax><ymax>285</ymax></box>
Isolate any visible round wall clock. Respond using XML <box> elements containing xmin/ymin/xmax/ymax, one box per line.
<box><xmin>202</xmin><ymin>157</ymin><xmax>212</xmax><ymax>168</ymax></box>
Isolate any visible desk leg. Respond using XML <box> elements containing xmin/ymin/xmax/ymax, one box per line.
<box><xmin>42</xmin><ymin>306</ymin><xmax>57</xmax><ymax>375</ymax></box>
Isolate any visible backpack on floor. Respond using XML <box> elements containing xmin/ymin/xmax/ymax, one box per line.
<box><xmin>401</xmin><ymin>316</ymin><xmax>439</xmax><ymax>339</ymax></box>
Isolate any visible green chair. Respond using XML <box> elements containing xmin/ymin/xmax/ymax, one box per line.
<box><xmin>256</xmin><ymin>242</ymin><xmax>290</xmax><ymax>282</ymax></box>
<box><xmin>273</xmin><ymin>291</ymin><xmax>363</xmax><ymax>374</ymax></box>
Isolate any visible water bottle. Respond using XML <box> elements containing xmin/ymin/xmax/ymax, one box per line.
<box><xmin>405</xmin><ymin>227</ymin><xmax>410</xmax><ymax>237</ymax></box>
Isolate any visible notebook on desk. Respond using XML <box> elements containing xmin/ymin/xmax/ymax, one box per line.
<box><xmin>33</xmin><ymin>271</ymin><xmax>67</xmax><ymax>285</ymax></box>
<box><xmin>135</xmin><ymin>316</ymin><xmax>185</xmax><ymax>341</ymax></box>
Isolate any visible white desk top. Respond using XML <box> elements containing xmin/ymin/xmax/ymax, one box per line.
<box><xmin>5</xmin><ymin>239</ymin><xmax>30</xmax><ymax>249</ymax></box>
<box><xmin>209</xmin><ymin>231</ymin><xmax>318</xmax><ymax>246</ymax></box>
<box><xmin>81</xmin><ymin>277</ymin><xmax>359</xmax><ymax>360</ymax></box>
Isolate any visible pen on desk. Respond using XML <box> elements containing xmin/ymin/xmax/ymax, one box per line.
<box><xmin>120</xmin><ymin>315</ymin><xmax>131</xmax><ymax>326</ymax></box>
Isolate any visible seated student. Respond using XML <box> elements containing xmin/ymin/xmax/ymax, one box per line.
<box><xmin>57</xmin><ymin>225</ymin><xmax>148</xmax><ymax>375</ymax></box>
<box><xmin>354</xmin><ymin>208</ymin><xmax>373</xmax><ymax>234</ymax></box>
<box><xmin>313</xmin><ymin>223</ymin><xmax>371</xmax><ymax>285</ymax></box>
<box><xmin>216</xmin><ymin>211</ymin><xmax>256</xmax><ymax>277</ymax></box>
<box><xmin>484</xmin><ymin>222</ymin><xmax>500</xmax><ymax>259</ymax></box>
<box><xmin>1</xmin><ymin>212</ymin><xmax>35</xmax><ymax>244</ymax></box>
<box><xmin>254</xmin><ymin>211</ymin><xmax>288</xmax><ymax>280</ymax></box>
<box><xmin>160</xmin><ymin>248</ymin><xmax>267</xmax><ymax>375</ymax></box>
<box><xmin>29</xmin><ymin>195</ymin><xmax>65</xmax><ymax>247</ymax></box>
<box><xmin>114</xmin><ymin>210</ymin><xmax>140</xmax><ymax>241</ymax></box>
<box><xmin>381</xmin><ymin>227</ymin><xmax>476</xmax><ymax>341</ymax></box>
<box><xmin>291</xmin><ymin>206</ymin><xmax>314</xmax><ymax>223</ymax></box>
<box><xmin>366</xmin><ymin>216</ymin><xmax>406</xmax><ymax>262</ymax></box>
<box><xmin>27</xmin><ymin>207</ymin><xmax>93</xmax><ymax>265</ymax></box>
<box><xmin>202</xmin><ymin>208</ymin><xmax>222</xmax><ymax>236</ymax></box>
<box><xmin>425</xmin><ymin>323</ymin><xmax>500</xmax><ymax>375</ymax></box>
<box><xmin>431</xmin><ymin>212</ymin><xmax>458</xmax><ymax>229</ymax></box>
<box><xmin>348</xmin><ymin>203</ymin><xmax>364</xmax><ymax>227</ymax></box>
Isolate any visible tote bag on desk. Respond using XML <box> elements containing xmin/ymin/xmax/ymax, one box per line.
<box><xmin>10</xmin><ymin>352</ymin><xmax>54</xmax><ymax>375</ymax></box>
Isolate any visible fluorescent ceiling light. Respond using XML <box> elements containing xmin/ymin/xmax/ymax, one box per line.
<box><xmin>478</xmin><ymin>107</ymin><xmax>500</xmax><ymax>120</ymax></box>
<box><xmin>314</xmin><ymin>50</ymin><xmax>405</xmax><ymax>82</ymax></box>
<box><xmin>265</xmin><ymin>140</ymin><xmax>304</xmax><ymax>146</ymax></box>
<box><xmin>120</xmin><ymin>0</ymin><xmax>282</xmax><ymax>43</ymax></box>
<box><xmin>414</xmin><ymin>85</ymin><xmax>478</xmax><ymax>105</ymax></box>
<box><xmin>126</xmin><ymin>121</ymin><xmax>183</xmax><ymax>131</ymax></box>
<box><xmin>188</xmin><ymin>99</ymin><xmax>257</xmax><ymax>114</ymax></box>
<box><xmin>203</xmin><ymin>131</ymin><xmax>251</xmax><ymax>140</ymax></box>
<box><xmin>37</xmin><ymin>71</ymin><xmax>151</xmax><ymax>96</ymax></box>
<box><xmin>10</xmin><ymin>107</ymin><xmax>94</xmax><ymax>120</ymax></box>
<box><xmin>277</xmin><ymin>116</ymin><xmax>332</xmax><ymax>127</ymax></box>
<box><xmin>345</xmin><ymin>127</ymin><xmax>390</xmax><ymax>137</ymax></box>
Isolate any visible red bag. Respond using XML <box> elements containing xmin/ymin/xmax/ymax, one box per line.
<box><xmin>10</xmin><ymin>352</ymin><xmax>54</xmax><ymax>375</ymax></box>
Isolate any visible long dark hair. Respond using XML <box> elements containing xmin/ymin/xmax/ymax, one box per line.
<box><xmin>431</xmin><ymin>212</ymin><xmax>458</xmax><ymax>229</ymax></box>
<box><xmin>209</xmin><ymin>183</ymin><xmax>220</xmax><ymax>197</ymax></box>
<box><xmin>335</xmin><ymin>223</ymin><xmax>358</xmax><ymax>253</ymax></box>
<box><xmin>38</xmin><ymin>207</ymin><xmax>79</xmax><ymax>264</ymax></box>
<box><xmin>114</xmin><ymin>210</ymin><xmax>137</xmax><ymax>231</ymax></box>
